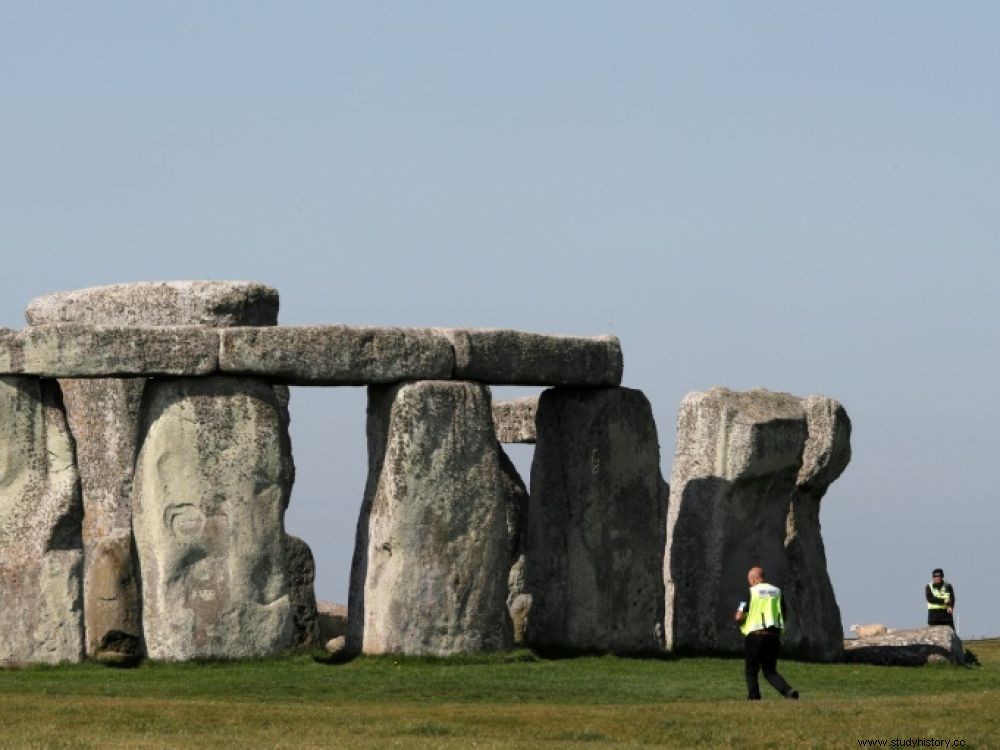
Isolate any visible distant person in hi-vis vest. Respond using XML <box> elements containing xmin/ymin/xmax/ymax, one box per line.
<box><xmin>926</xmin><ymin>568</ymin><xmax>956</xmax><ymax>629</ymax></box>
<box><xmin>734</xmin><ymin>566</ymin><xmax>799</xmax><ymax>701</ymax></box>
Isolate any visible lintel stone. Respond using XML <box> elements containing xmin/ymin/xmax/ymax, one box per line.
<box><xmin>441</xmin><ymin>329</ymin><xmax>623</xmax><ymax>386</ymax></box>
<box><xmin>15</xmin><ymin>325</ymin><xmax>219</xmax><ymax>377</ymax></box>
<box><xmin>218</xmin><ymin>325</ymin><xmax>455</xmax><ymax>385</ymax></box>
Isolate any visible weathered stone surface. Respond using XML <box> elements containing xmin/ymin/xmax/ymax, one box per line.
<box><xmin>493</xmin><ymin>396</ymin><xmax>539</xmax><ymax>444</ymax></box>
<box><xmin>783</xmin><ymin>396</ymin><xmax>852</xmax><ymax>662</ymax></box>
<box><xmin>664</xmin><ymin>387</ymin><xmax>851</xmax><ymax>660</ymax></box>
<box><xmin>499</xmin><ymin>448</ymin><xmax>531</xmax><ymax>646</ymax></box>
<box><xmin>132</xmin><ymin>377</ymin><xmax>294</xmax><ymax>660</ymax></box>
<box><xmin>347</xmin><ymin>381</ymin><xmax>513</xmax><ymax>655</ymax></box>
<box><xmin>15</xmin><ymin>325</ymin><xmax>219</xmax><ymax>377</ymax></box>
<box><xmin>0</xmin><ymin>327</ymin><xmax>19</xmax><ymax>371</ymax></box>
<box><xmin>0</xmin><ymin>377</ymin><xmax>84</xmax><ymax>665</ymax></box>
<box><xmin>317</xmin><ymin>601</ymin><xmax>348</xmax><ymax>642</ymax></box>
<box><xmin>441</xmin><ymin>329</ymin><xmax>622</xmax><ymax>386</ymax></box>
<box><xmin>85</xmin><ymin>531</ymin><xmax>142</xmax><ymax>656</ymax></box>
<box><xmin>664</xmin><ymin>388</ymin><xmax>808</xmax><ymax>655</ymax></box>
<box><xmin>25</xmin><ymin>281</ymin><xmax>279</xmax><ymax>327</ymax></box>
<box><xmin>25</xmin><ymin>281</ymin><xmax>280</xmax><ymax>658</ymax></box>
<box><xmin>219</xmin><ymin>326</ymin><xmax>455</xmax><ymax>385</ymax></box>
<box><xmin>843</xmin><ymin>627</ymin><xmax>963</xmax><ymax>666</ymax></box>
<box><xmin>525</xmin><ymin>387</ymin><xmax>665</xmax><ymax>654</ymax></box>
<box><xmin>286</xmin><ymin>535</ymin><xmax>321</xmax><ymax>648</ymax></box>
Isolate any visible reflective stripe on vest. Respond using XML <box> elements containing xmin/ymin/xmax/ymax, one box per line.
<box><xmin>741</xmin><ymin>583</ymin><xmax>784</xmax><ymax>635</ymax></box>
<box><xmin>928</xmin><ymin>582</ymin><xmax>951</xmax><ymax>610</ymax></box>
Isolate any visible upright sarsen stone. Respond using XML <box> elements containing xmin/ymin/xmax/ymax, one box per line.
<box><xmin>347</xmin><ymin>381</ymin><xmax>513</xmax><ymax>655</ymax></box>
<box><xmin>25</xmin><ymin>281</ymin><xmax>279</xmax><ymax>656</ymax></box>
<box><xmin>665</xmin><ymin>388</ymin><xmax>807</xmax><ymax>655</ymax></box>
<box><xmin>0</xmin><ymin>377</ymin><xmax>84</xmax><ymax>665</ymax></box>
<box><xmin>132</xmin><ymin>377</ymin><xmax>293</xmax><ymax>660</ymax></box>
<box><xmin>525</xmin><ymin>387</ymin><xmax>665</xmax><ymax>654</ymax></box>
<box><xmin>783</xmin><ymin>396</ymin><xmax>852</xmax><ymax>661</ymax></box>
<box><xmin>664</xmin><ymin>387</ymin><xmax>850</xmax><ymax>659</ymax></box>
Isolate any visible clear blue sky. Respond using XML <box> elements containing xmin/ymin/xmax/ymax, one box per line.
<box><xmin>2</xmin><ymin>3</ymin><xmax>997</xmax><ymax>637</ymax></box>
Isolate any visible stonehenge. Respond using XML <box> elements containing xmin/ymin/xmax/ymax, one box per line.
<box><xmin>0</xmin><ymin>281</ymin><xmax>856</xmax><ymax>666</ymax></box>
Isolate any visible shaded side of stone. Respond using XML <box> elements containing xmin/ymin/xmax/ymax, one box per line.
<box><xmin>782</xmin><ymin>396</ymin><xmax>852</xmax><ymax>662</ymax></box>
<box><xmin>664</xmin><ymin>388</ymin><xmax>807</xmax><ymax>655</ymax></box>
<box><xmin>132</xmin><ymin>377</ymin><xmax>293</xmax><ymax>660</ymax></box>
<box><xmin>286</xmin><ymin>535</ymin><xmax>321</xmax><ymax>648</ymax></box>
<box><xmin>525</xmin><ymin>387</ymin><xmax>664</xmax><ymax>654</ymax></box>
<box><xmin>347</xmin><ymin>381</ymin><xmax>513</xmax><ymax>655</ymax></box>
<box><xmin>0</xmin><ymin>377</ymin><xmax>84</xmax><ymax>664</ymax></box>
<box><xmin>493</xmin><ymin>396</ymin><xmax>539</xmax><ymax>443</ymax></box>
<box><xmin>499</xmin><ymin>446</ymin><xmax>531</xmax><ymax>646</ymax></box>
<box><xmin>85</xmin><ymin>530</ymin><xmax>142</xmax><ymax>657</ymax></box>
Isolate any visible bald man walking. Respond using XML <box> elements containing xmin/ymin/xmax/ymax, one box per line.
<box><xmin>734</xmin><ymin>566</ymin><xmax>799</xmax><ymax>701</ymax></box>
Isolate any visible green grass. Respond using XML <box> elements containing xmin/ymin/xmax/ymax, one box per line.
<box><xmin>1</xmin><ymin>640</ymin><xmax>998</xmax><ymax>748</ymax></box>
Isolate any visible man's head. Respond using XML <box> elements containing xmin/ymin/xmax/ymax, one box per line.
<box><xmin>932</xmin><ymin>568</ymin><xmax>944</xmax><ymax>582</ymax></box>
<box><xmin>747</xmin><ymin>566</ymin><xmax>765</xmax><ymax>586</ymax></box>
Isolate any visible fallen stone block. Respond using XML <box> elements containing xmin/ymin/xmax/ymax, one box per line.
<box><xmin>843</xmin><ymin>627</ymin><xmax>963</xmax><ymax>666</ymax></box>
<box><xmin>493</xmin><ymin>396</ymin><xmax>539</xmax><ymax>443</ymax></box>
<box><xmin>441</xmin><ymin>329</ymin><xmax>622</xmax><ymax>386</ymax></box>
<box><xmin>525</xmin><ymin>386</ymin><xmax>665</xmax><ymax>654</ymax></box>
<box><xmin>15</xmin><ymin>324</ymin><xmax>219</xmax><ymax>377</ymax></box>
<box><xmin>347</xmin><ymin>381</ymin><xmax>513</xmax><ymax>655</ymax></box>
<box><xmin>219</xmin><ymin>325</ymin><xmax>455</xmax><ymax>385</ymax></box>
<box><xmin>132</xmin><ymin>377</ymin><xmax>294</xmax><ymax>660</ymax></box>
<box><xmin>0</xmin><ymin>377</ymin><xmax>84</xmax><ymax>665</ymax></box>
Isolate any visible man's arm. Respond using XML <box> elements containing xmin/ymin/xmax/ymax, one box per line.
<box><xmin>926</xmin><ymin>585</ymin><xmax>948</xmax><ymax>606</ymax></box>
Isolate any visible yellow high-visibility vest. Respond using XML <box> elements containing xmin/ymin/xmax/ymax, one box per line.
<box><xmin>928</xmin><ymin>582</ymin><xmax>951</xmax><ymax>610</ymax></box>
<box><xmin>740</xmin><ymin>583</ymin><xmax>785</xmax><ymax>635</ymax></box>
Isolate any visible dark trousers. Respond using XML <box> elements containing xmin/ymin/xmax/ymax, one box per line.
<box><xmin>928</xmin><ymin>610</ymin><xmax>954</xmax><ymax>629</ymax></box>
<box><xmin>744</xmin><ymin>631</ymin><xmax>794</xmax><ymax>700</ymax></box>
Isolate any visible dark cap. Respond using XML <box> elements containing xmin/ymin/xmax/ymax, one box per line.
<box><xmin>932</xmin><ymin>568</ymin><xmax>944</xmax><ymax>577</ymax></box>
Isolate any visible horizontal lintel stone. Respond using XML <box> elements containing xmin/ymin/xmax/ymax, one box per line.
<box><xmin>218</xmin><ymin>326</ymin><xmax>455</xmax><ymax>385</ymax></box>
<box><xmin>10</xmin><ymin>325</ymin><xmax>219</xmax><ymax>377</ymax></box>
<box><xmin>1</xmin><ymin>324</ymin><xmax>623</xmax><ymax>385</ymax></box>
<box><xmin>441</xmin><ymin>329</ymin><xmax>623</xmax><ymax>386</ymax></box>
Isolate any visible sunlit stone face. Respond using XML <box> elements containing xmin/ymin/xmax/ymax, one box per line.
<box><xmin>132</xmin><ymin>377</ymin><xmax>293</xmax><ymax>661</ymax></box>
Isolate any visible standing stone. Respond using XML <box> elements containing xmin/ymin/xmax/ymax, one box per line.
<box><xmin>0</xmin><ymin>377</ymin><xmax>84</xmax><ymax>664</ymax></box>
<box><xmin>493</xmin><ymin>396</ymin><xmax>539</xmax><ymax>444</ymax></box>
<box><xmin>664</xmin><ymin>387</ymin><xmax>826</xmax><ymax>656</ymax></box>
<box><xmin>286</xmin><ymin>535</ymin><xmax>321</xmax><ymax>648</ymax></box>
<box><xmin>347</xmin><ymin>381</ymin><xmax>513</xmax><ymax>655</ymax></box>
<box><xmin>499</xmin><ymin>448</ymin><xmax>531</xmax><ymax>645</ymax></box>
<box><xmin>132</xmin><ymin>377</ymin><xmax>294</xmax><ymax>660</ymax></box>
<box><xmin>525</xmin><ymin>387</ymin><xmax>665</xmax><ymax>654</ymax></box>
<box><xmin>25</xmin><ymin>281</ymin><xmax>279</xmax><ymax>656</ymax></box>
<box><xmin>783</xmin><ymin>396</ymin><xmax>852</xmax><ymax>661</ymax></box>
<box><xmin>87</xmin><ymin>530</ymin><xmax>141</xmax><ymax>661</ymax></box>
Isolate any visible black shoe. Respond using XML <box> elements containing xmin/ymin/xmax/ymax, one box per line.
<box><xmin>785</xmin><ymin>690</ymin><xmax>799</xmax><ymax>700</ymax></box>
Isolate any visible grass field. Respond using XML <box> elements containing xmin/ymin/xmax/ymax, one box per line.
<box><xmin>1</xmin><ymin>639</ymin><xmax>997</xmax><ymax>749</ymax></box>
